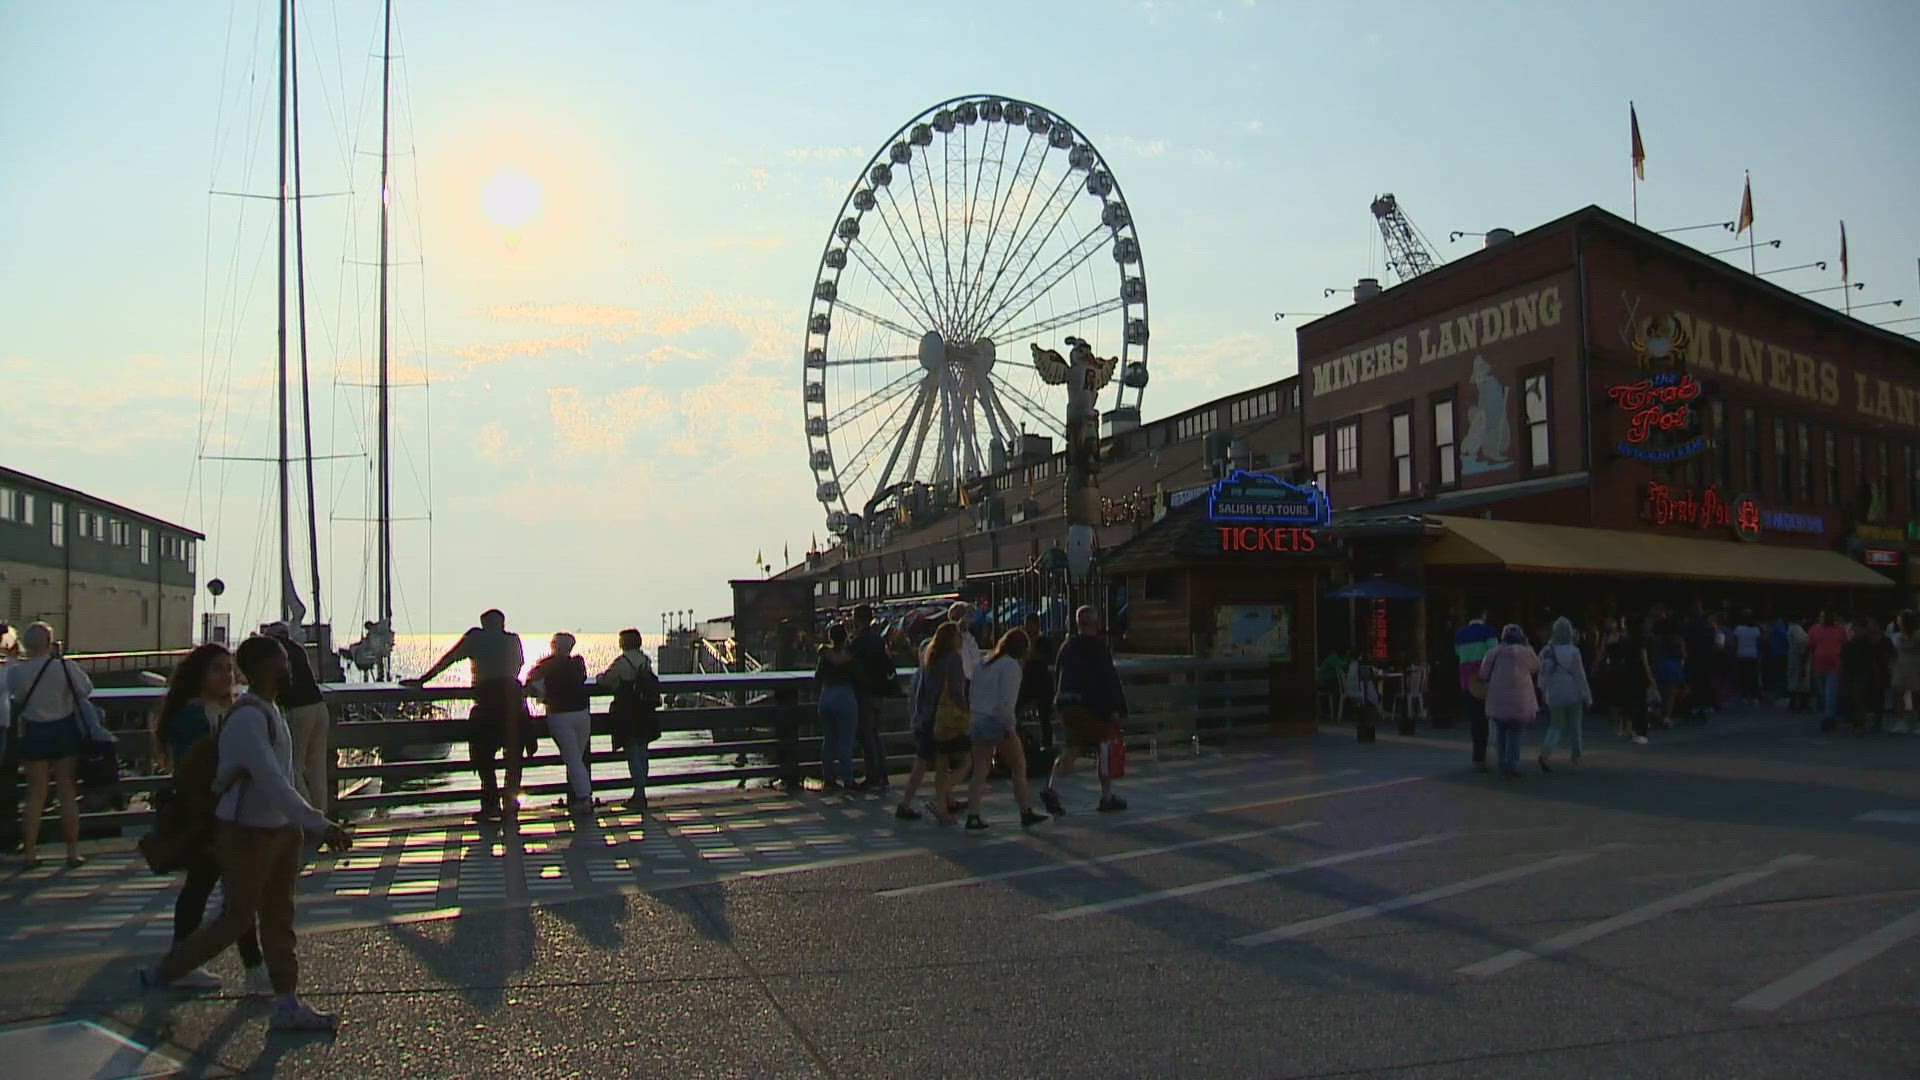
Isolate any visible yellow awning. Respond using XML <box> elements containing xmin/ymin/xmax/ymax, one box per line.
<box><xmin>1426</xmin><ymin>515</ymin><xmax>1893</xmax><ymax>588</ymax></box>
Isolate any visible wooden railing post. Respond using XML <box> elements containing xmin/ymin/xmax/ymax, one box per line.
<box><xmin>773</xmin><ymin>683</ymin><xmax>802</xmax><ymax>793</ymax></box>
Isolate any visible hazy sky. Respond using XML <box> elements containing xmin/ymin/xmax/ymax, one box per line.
<box><xmin>3</xmin><ymin>0</ymin><xmax>1916</xmax><ymax>637</ymax></box>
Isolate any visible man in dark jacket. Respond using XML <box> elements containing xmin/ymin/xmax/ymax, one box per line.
<box><xmin>1040</xmin><ymin>606</ymin><xmax>1127</xmax><ymax>815</ymax></box>
<box><xmin>264</xmin><ymin>621</ymin><xmax>331</xmax><ymax>811</ymax></box>
<box><xmin>1018</xmin><ymin>612</ymin><xmax>1058</xmax><ymax>751</ymax></box>
<box><xmin>846</xmin><ymin>604</ymin><xmax>894</xmax><ymax>790</ymax></box>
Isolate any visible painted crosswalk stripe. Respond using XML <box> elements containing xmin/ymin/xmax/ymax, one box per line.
<box><xmin>1854</xmin><ymin>810</ymin><xmax>1920</xmax><ymax>825</ymax></box>
<box><xmin>1231</xmin><ymin>843</ymin><xmax>1627</xmax><ymax>947</ymax></box>
<box><xmin>1458</xmin><ymin>854</ymin><xmax>1812</xmax><ymax>976</ymax></box>
<box><xmin>1732</xmin><ymin>903</ymin><xmax>1920</xmax><ymax>1011</ymax></box>
<box><xmin>878</xmin><ymin>821</ymin><xmax>1324</xmax><ymax>897</ymax></box>
<box><xmin>1042</xmin><ymin>833</ymin><xmax>1455</xmax><ymax>921</ymax></box>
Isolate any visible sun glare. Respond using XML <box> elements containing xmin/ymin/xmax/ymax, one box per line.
<box><xmin>481</xmin><ymin>169</ymin><xmax>542</xmax><ymax>232</ymax></box>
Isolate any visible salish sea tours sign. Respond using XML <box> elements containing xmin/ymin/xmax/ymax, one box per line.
<box><xmin>1205</xmin><ymin>471</ymin><xmax>1330</xmax><ymax>554</ymax></box>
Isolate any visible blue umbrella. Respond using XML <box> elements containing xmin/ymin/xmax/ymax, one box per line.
<box><xmin>1325</xmin><ymin>579</ymin><xmax>1425</xmax><ymax>601</ymax></box>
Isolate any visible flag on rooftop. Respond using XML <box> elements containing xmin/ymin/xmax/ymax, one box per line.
<box><xmin>1736</xmin><ymin>174</ymin><xmax>1754</xmax><ymax>235</ymax></box>
<box><xmin>1630</xmin><ymin>104</ymin><xmax>1646</xmax><ymax>181</ymax></box>
<box><xmin>1840</xmin><ymin>220</ymin><xmax>1849</xmax><ymax>284</ymax></box>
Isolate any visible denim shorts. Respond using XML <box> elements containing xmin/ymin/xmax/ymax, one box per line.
<box><xmin>17</xmin><ymin>719</ymin><xmax>81</xmax><ymax>762</ymax></box>
<box><xmin>968</xmin><ymin>713</ymin><xmax>1011</xmax><ymax>744</ymax></box>
<box><xmin>913</xmin><ymin>727</ymin><xmax>970</xmax><ymax>762</ymax></box>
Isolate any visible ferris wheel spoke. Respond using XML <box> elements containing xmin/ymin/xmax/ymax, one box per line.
<box><xmin>837</xmin><ymin>380</ymin><xmax>927</xmax><ymax>500</ymax></box>
<box><xmin>823</xmin><ymin>352</ymin><xmax>918</xmax><ymax>369</ymax></box>
<box><xmin>872</xmin><ymin>381</ymin><xmax>933</xmax><ymax>502</ymax></box>
<box><xmin>891</xmin><ymin>178</ymin><xmax>949</xmax><ymax>329</ymax></box>
<box><xmin>832</xmin><ymin>367</ymin><xmax>921</xmax><ymax>430</ymax></box>
<box><xmin>869</xmin><ymin>189</ymin><xmax>944</xmax><ymax>327</ymax></box>
<box><xmin>850</xmin><ymin>240</ymin><xmax>939</xmax><ymax>329</ymax></box>
<box><xmin>992</xmin><ymin>297</ymin><xmax>1126</xmax><ymax>353</ymax></box>
<box><xmin>902</xmin><ymin>379</ymin><xmax>939</xmax><ymax>496</ymax></box>
<box><xmin>935</xmin><ymin>135</ymin><xmax>955</xmax><ymax>317</ymax></box>
<box><xmin>961</xmin><ymin>166</ymin><xmax>1081</xmax><ymax>339</ymax></box>
<box><xmin>955</xmin><ymin>124</ymin><xmax>978</xmax><ymax>322</ymax></box>
<box><xmin>970</xmin><ymin>130</ymin><xmax>1039</xmax><ymax>321</ymax></box>
<box><xmin>957</xmin><ymin>121</ymin><xmax>1011</xmax><ymax>322</ymax></box>
<box><xmin>977</xmin><ymin>222</ymin><xmax>1112</xmax><ymax>342</ymax></box>
<box><xmin>833</xmin><ymin>299</ymin><xmax>922</xmax><ymax>342</ymax></box>
<box><xmin>976</xmin><ymin>376</ymin><xmax>1025</xmax><ymax>443</ymax></box>
<box><xmin>995</xmin><ymin>378</ymin><xmax>1066</xmax><ymax>438</ymax></box>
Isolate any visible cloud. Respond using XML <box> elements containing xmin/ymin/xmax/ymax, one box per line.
<box><xmin>474</xmin><ymin>421</ymin><xmax>523</xmax><ymax>463</ymax></box>
<box><xmin>780</xmin><ymin>146</ymin><xmax>871</xmax><ymax>164</ymax></box>
<box><xmin>1238</xmin><ymin>120</ymin><xmax>1265</xmax><ymax>134</ymax></box>
<box><xmin>706</xmin><ymin>236</ymin><xmax>785</xmax><ymax>251</ymax></box>
<box><xmin>450</xmin><ymin>332</ymin><xmax>595</xmax><ymax>368</ymax></box>
<box><xmin>547</xmin><ymin>385</ymin><xmax>674</xmax><ymax>458</ymax></box>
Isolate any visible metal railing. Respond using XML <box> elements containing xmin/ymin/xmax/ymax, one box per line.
<box><xmin>1</xmin><ymin>658</ymin><xmax>1286</xmax><ymax>843</ymax></box>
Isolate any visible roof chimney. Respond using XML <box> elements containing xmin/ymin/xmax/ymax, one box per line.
<box><xmin>1484</xmin><ymin>227</ymin><xmax>1514</xmax><ymax>248</ymax></box>
<box><xmin>1353</xmin><ymin>277</ymin><xmax>1382</xmax><ymax>301</ymax></box>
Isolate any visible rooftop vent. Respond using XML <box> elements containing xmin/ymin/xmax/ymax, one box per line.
<box><xmin>1484</xmin><ymin>227</ymin><xmax>1514</xmax><ymax>248</ymax></box>
<box><xmin>1353</xmin><ymin>277</ymin><xmax>1382</xmax><ymax>301</ymax></box>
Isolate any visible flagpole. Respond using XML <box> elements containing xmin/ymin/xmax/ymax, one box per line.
<box><xmin>1746</xmin><ymin>171</ymin><xmax>1756</xmax><ymax>275</ymax></box>
<box><xmin>1630</xmin><ymin>101</ymin><xmax>1638</xmax><ymax>223</ymax></box>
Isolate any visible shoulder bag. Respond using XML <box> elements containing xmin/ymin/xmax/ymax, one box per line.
<box><xmin>59</xmin><ymin>661</ymin><xmax>119</xmax><ymax>788</ymax></box>
<box><xmin>931</xmin><ymin>669</ymin><xmax>969</xmax><ymax>743</ymax></box>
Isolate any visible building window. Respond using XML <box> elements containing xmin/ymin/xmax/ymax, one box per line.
<box><xmin>1772</xmin><ymin>419</ymin><xmax>1789</xmax><ymax>498</ymax></box>
<box><xmin>1877</xmin><ymin>442</ymin><xmax>1891</xmax><ymax>521</ymax></box>
<box><xmin>1309</xmin><ymin>430</ymin><xmax>1328</xmax><ymax>489</ymax></box>
<box><xmin>141</xmin><ymin>596</ymin><xmax>151</xmax><ymax>627</ymax></box>
<box><xmin>1908</xmin><ymin>446</ymin><xmax>1920</xmax><ymax>517</ymax></box>
<box><xmin>50</xmin><ymin>501</ymin><xmax>65</xmax><ymax>548</ymax></box>
<box><xmin>1821</xmin><ymin>430</ymin><xmax>1839</xmax><ymax>507</ymax></box>
<box><xmin>1522</xmin><ymin>372</ymin><xmax>1551</xmax><ymax>470</ymax></box>
<box><xmin>140</xmin><ymin>528</ymin><xmax>152</xmax><ymax>565</ymax></box>
<box><xmin>1390</xmin><ymin>410</ymin><xmax>1412</xmax><ymax>496</ymax></box>
<box><xmin>1333</xmin><ymin>420</ymin><xmax>1359</xmax><ymax>475</ymax></box>
<box><xmin>1709</xmin><ymin>401</ymin><xmax>1729</xmax><ymax>487</ymax></box>
<box><xmin>1433</xmin><ymin>397</ymin><xmax>1458</xmax><ymax>488</ymax></box>
<box><xmin>1795</xmin><ymin>423</ymin><xmax>1811</xmax><ymax>503</ymax></box>
<box><xmin>0</xmin><ymin>488</ymin><xmax>14</xmax><ymax>521</ymax></box>
<box><xmin>1743</xmin><ymin>409</ymin><xmax>1761</xmax><ymax>492</ymax></box>
<box><xmin>19</xmin><ymin>495</ymin><xmax>32</xmax><ymax>527</ymax></box>
<box><xmin>186</xmin><ymin>540</ymin><xmax>196</xmax><ymax>573</ymax></box>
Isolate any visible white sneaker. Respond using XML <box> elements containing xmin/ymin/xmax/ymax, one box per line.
<box><xmin>171</xmin><ymin>967</ymin><xmax>223</xmax><ymax>991</ymax></box>
<box><xmin>1631</xmin><ymin>735</ymin><xmax>1650</xmax><ymax>745</ymax></box>
<box><xmin>244</xmin><ymin>965</ymin><xmax>272</xmax><ymax>995</ymax></box>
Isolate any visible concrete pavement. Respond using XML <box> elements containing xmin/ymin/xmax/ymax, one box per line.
<box><xmin>2</xmin><ymin>714</ymin><xmax>1915</xmax><ymax>1078</ymax></box>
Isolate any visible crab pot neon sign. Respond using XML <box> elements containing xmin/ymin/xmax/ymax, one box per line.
<box><xmin>1609</xmin><ymin>372</ymin><xmax>1706</xmax><ymax>463</ymax></box>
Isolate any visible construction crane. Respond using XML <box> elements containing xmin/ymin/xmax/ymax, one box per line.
<box><xmin>1370</xmin><ymin>193</ymin><xmax>1441</xmax><ymax>283</ymax></box>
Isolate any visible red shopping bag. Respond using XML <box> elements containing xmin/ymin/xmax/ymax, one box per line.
<box><xmin>1097</xmin><ymin>730</ymin><xmax>1127</xmax><ymax>780</ymax></box>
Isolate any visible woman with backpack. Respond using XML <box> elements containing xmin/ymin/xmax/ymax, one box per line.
<box><xmin>1478</xmin><ymin>624</ymin><xmax>1542</xmax><ymax>779</ymax></box>
<box><xmin>599</xmin><ymin>628</ymin><xmax>661</xmax><ymax>811</ymax></box>
<box><xmin>1536</xmin><ymin>617</ymin><xmax>1595</xmax><ymax>772</ymax></box>
<box><xmin>527</xmin><ymin>633</ymin><xmax>594</xmax><ymax>813</ymax></box>
<box><xmin>5</xmin><ymin>621</ymin><xmax>100</xmax><ymax>869</ymax></box>
<box><xmin>150</xmin><ymin>643</ymin><xmax>266</xmax><ymax>992</ymax></box>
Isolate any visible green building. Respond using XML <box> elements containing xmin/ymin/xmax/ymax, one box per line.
<box><xmin>0</xmin><ymin>466</ymin><xmax>201</xmax><ymax>653</ymax></box>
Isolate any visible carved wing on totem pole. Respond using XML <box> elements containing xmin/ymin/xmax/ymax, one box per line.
<box><xmin>1065</xmin><ymin>336</ymin><xmax>1118</xmax><ymax>390</ymax></box>
<box><xmin>1030</xmin><ymin>343</ymin><xmax>1070</xmax><ymax>384</ymax></box>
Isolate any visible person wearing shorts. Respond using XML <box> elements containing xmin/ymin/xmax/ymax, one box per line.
<box><xmin>962</xmin><ymin>629</ymin><xmax>1047</xmax><ymax>831</ymax></box>
<box><xmin>894</xmin><ymin>623</ymin><xmax>971</xmax><ymax>826</ymax></box>
<box><xmin>404</xmin><ymin>609</ymin><xmax>527</xmax><ymax>819</ymax></box>
<box><xmin>1040</xmin><ymin>606</ymin><xmax>1128</xmax><ymax>816</ymax></box>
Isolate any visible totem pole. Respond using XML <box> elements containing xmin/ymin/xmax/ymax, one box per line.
<box><xmin>1031</xmin><ymin>336</ymin><xmax>1118</xmax><ymax>587</ymax></box>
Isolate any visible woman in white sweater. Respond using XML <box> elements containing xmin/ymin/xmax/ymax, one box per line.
<box><xmin>964</xmin><ymin>629</ymin><xmax>1048</xmax><ymax>832</ymax></box>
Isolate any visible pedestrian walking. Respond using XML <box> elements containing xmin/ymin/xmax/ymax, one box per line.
<box><xmin>964</xmin><ymin>629</ymin><xmax>1048</xmax><ymax>831</ymax></box>
<box><xmin>1838</xmin><ymin>617</ymin><xmax>1894</xmax><ymax>734</ymax></box>
<box><xmin>5</xmin><ymin>621</ymin><xmax>102</xmax><ymax>869</ymax></box>
<box><xmin>528</xmin><ymin>633</ymin><xmax>594</xmax><ymax>813</ymax></box>
<box><xmin>142</xmin><ymin>635</ymin><xmax>353</xmax><ymax>1031</ymax></box>
<box><xmin>1732</xmin><ymin>613</ymin><xmax>1763</xmax><ymax>708</ymax></box>
<box><xmin>948</xmin><ymin>602</ymin><xmax>985</xmax><ymax>683</ymax></box>
<box><xmin>1605</xmin><ymin>618</ymin><xmax>1655</xmax><ymax>744</ymax></box>
<box><xmin>1039</xmin><ymin>606</ymin><xmax>1128</xmax><ymax>816</ymax></box>
<box><xmin>404</xmin><ymin>610</ymin><xmax>528</xmax><ymax>819</ymax></box>
<box><xmin>845</xmin><ymin>604</ymin><xmax>895</xmax><ymax>791</ymax></box>
<box><xmin>599</xmin><ymin>628</ymin><xmax>661</xmax><ymax>810</ymax></box>
<box><xmin>814</xmin><ymin>623</ymin><xmax>860</xmax><ymax>791</ymax></box>
<box><xmin>893</xmin><ymin>622</ymin><xmax>971</xmax><ymax>825</ymax></box>
<box><xmin>1807</xmin><ymin>612</ymin><xmax>1849</xmax><ymax>731</ymax></box>
<box><xmin>1017</xmin><ymin>611</ymin><xmax>1058</xmax><ymax>752</ymax></box>
<box><xmin>1478</xmin><ymin>624</ymin><xmax>1541</xmax><ymax>779</ymax></box>
<box><xmin>1889</xmin><ymin>612</ymin><xmax>1920</xmax><ymax>735</ymax></box>
<box><xmin>1454</xmin><ymin>607</ymin><xmax>1499</xmax><ymax>772</ymax></box>
<box><xmin>1786</xmin><ymin>617</ymin><xmax>1812</xmax><ymax>711</ymax></box>
<box><xmin>1536</xmin><ymin>617</ymin><xmax>1593</xmax><ymax>772</ymax></box>
<box><xmin>1654</xmin><ymin>618</ymin><xmax>1688</xmax><ymax>725</ymax></box>
<box><xmin>149</xmin><ymin>643</ymin><xmax>266</xmax><ymax>993</ymax></box>
<box><xmin>262</xmin><ymin>622</ymin><xmax>331</xmax><ymax>810</ymax></box>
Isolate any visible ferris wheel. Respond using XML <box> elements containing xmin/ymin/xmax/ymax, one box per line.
<box><xmin>803</xmin><ymin>93</ymin><xmax>1150</xmax><ymax>537</ymax></box>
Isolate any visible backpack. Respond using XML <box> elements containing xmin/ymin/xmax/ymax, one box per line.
<box><xmin>607</xmin><ymin>654</ymin><xmax>662</xmax><ymax>750</ymax></box>
<box><xmin>137</xmin><ymin>696</ymin><xmax>275</xmax><ymax>875</ymax></box>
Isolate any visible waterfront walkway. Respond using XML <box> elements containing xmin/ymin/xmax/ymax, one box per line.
<box><xmin>3</xmin><ymin>713</ymin><xmax>1916</xmax><ymax>1078</ymax></box>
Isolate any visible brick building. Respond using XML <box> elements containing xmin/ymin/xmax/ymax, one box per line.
<box><xmin>1297</xmin><ymin>205</ymin><xmax>1911</xmax><ymax>669</ymax></box>
<box><xmin>0</xmin><ymin>467</ymin><xmax>201</xmax><ymax>653</ymax></box>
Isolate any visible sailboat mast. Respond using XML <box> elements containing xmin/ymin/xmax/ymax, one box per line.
<box><xmin>290</xmin><ymin>0</ymin><xmax>322</xmax><ymax>629</ymax></box>
<box><xmin>376</xmin><ymin>0</ymin><xmax>393</xmax><ymax>644</ymax></box>
<box><xmin>276</xmin><ymin>0</ymin><xmax>295</xmax><ymax>626</ymax></box>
